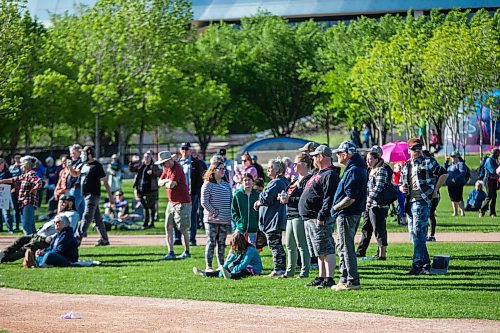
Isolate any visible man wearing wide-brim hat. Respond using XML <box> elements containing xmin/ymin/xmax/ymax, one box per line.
<box><xmin>156</xmin><ymin>151</ymin><xmax>192</xmax><ymax>260</ymax></box>
<box><xmin>399</xmin><ymin>138</ymin><xmax>447</xmax><ymax>275</ymax></box>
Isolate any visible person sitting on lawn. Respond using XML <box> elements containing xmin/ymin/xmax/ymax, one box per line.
<box><xmin>23</xmin><ymin>215</ymin><xmax>79</xmax><ymax>268</ymax></box>
<box><xmin>0</xmin><ymin>195</ymin><xmax>78</xmax><ymax>264</ymax></box>
<box><xmin>193</xmin><ymin>232</ymin><xmax>262</xmax><ymax>279</ymax></box>
<box><xmin>465</xmin><ymin>181</ymin><xmax>487</xmax><ymax>211</ymax></box>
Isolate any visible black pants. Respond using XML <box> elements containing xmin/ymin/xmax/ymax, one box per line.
<box><xmin>206</xmin><ymin>269</ymin><xmax>252</xmax><ymax>279</ymax></box>
<box><xmin>356</xmin><ymin>207</ymin><xmax>388</xmax><ymax>256</ymax></box>
<box><xmin>481</xmin><ymin>179</ymin><xmax>498</xmax><ymax>215</ymax></box>
<box><xmin>429</xmin><ymin>196</ymin><xmax>440</xmax><ymax>236</ymax></box>
<box><xmin>1</xmin><ymin>235</ymin><xmax>48</xmax><ymax>263</ymax></box>
<box><xmin>139</xmin><ymin>191</ymin><xmax>157</xmax><ymax>227</ymax></box>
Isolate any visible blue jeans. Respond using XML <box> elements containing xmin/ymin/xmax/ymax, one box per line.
<box><xmin>21</xmin><ymin>205</ymin><xmax>36</xmax><ymax>235</ymax></box>
<box><xmin>36</xmin><ymin>252</ymin><xmax>73</xmax><ymax>267</ymax></box>
<box><xmin>0</xmin><ymin>208</ymin><xmax>13</xmax><ymax>232</ymax></box>
<box><xmin>190</xmin><ymin>194</ymin><xmax>200</xmax><ymax>243</ymax></box>
<box><xmin>407</xmin><ymin>200</ymin><xmax>431</xmax><ymax>268</ymax></box>
<box><xmin>11</xmin><ymin>194</ymin><xmax>20</xmax><ymax>230</ymax></box>
<box><xmin>68</xmin><ymin>188</ymin><xmax>85</xmax><ymax>218</ymax></box>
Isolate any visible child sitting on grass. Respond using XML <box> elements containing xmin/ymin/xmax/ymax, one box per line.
<box><xmin>193</xmin><ymin>232</ymin><xmax>262</xmax><ymax>279</ymax></box>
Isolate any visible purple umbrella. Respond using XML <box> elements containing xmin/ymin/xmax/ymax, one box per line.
<box><xmin>382</xmin><ymin>141</ymin><xmax>410</xmax><ymax>163</ymax></box>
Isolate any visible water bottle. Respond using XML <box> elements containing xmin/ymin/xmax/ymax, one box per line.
<box><xmin>281</xmin><ymin>190</ymin><xmax>287</xmax><ymax>200</ymax></box>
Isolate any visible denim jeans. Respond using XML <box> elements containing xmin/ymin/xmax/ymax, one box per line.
<box><xmin>21</xmin><ymin>205</ymin><xmax>36</xmax><ymax>235</ymax></box>
<box><xmin>37</xmin><ymin>252</ymin><xmax>73</xmax><ymax>267</ymax></box>
<box><xmin>68</xmin><ymin>187</ymin><xmax>85</xmax><ymax>218</ymax></box>
<box><xmin>190</xmin><ymin>194</ymin><xmax>200</xmax><ymax>243</ymax></box>
<box><xmin>336</xmin><ymin>214</ymin><xmax>361</xmax><ymax>285</ymax></box>
<box><xmin>77</xmin><ymin>194</ymin><xmax>109</xmax><ymax>243</ymax></box>
<box><xmin>0</xmin><ymin>208</ymin><xmax>13</xmax><ymax>232</ymax></box>
<box><xmin>407</xmin><ymin>200</ymin><xmax>431</xmax><ymax>268</ymax></box>
<box><xmin>11</xmin><ymin>194</ymin><xmax>20</xmax><ymax>230</ymax></box>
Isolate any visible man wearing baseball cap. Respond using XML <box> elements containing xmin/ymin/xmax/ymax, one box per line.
<box><xmin>299</xmin><ymin>145</ymin><xmax>340</xmax><ymax>289</ymax></box>
<box><xmin>298</xmin><ymin>142</ymin><xmax>320</xmax><ymax>155</ymax></box>
<box><xmin>156</xmin><ymin>151</ymin><xmax>192</xmax><ymax>260</ymax></box>
<box><xmin>331</xmin><ymin>141</ymin><xmax>367</xmax><ymax>291</ymax></box>
<box><xmin>399</xmin><ymin>138</ymin><xmax>447</xmax><ymax>275</ymax></box>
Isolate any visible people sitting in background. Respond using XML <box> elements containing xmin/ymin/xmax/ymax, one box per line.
<box><xmin>465</xmin><ymin>181</ymin><xmax>487</xmax><ymax>211</ymax></box>
<box><xmin>193</xmin><ymin>232</ymin><xmax>262</xmax><ymax>279</ymax></box>
<box><xmin>103</xmin><ymin>191</ymin><xmax>143</xmax><ymax>229</ymax></box>
<box><xmin>24</xmin><ymin>215</ymin><xmax>79</xmax><ymax>268</ymax></box>
<box><xmin>0</xmin><ymin>195</ymin><xmax>78</xmax><ymax>264</ymax></box>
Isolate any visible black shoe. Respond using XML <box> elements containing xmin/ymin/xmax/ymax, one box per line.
<box><xmin>374</xmin><ymin>256</ymin><xmax>387</xmax><ymax>260</ymax></box>
<box><xmin>305</xmin><ymin>277</ymin><xmax>324</xmax><ymax>287</ymax></box>
<box><xmin>316</xmin><ymin>278</ymin><xmax>335</xmax><ymax>289</ymax></box>
<box><xmin>174</xmin><ymin>239</ymin><xmax>182</xmax><ymax>246</ymax></box>
<box><xmin>189</xmin><ymin>241</ymin><xmax>197</xmax><ymax>246</ymax></box>
<box><xmin>408</xmin><ymin>265</ymin><xmax>429</xmax><ymax>275</ymax></box>
<box><xmin>356</xmin><ymin>251</ymin><xmax>365</xmax><ymax>257</ymax></box>
<box><xmin>95</xmin><ymin>240</ymin><xmax>110</xmax><ymax>247</ymax></box>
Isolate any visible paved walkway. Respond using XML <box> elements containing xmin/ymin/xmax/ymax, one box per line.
<box><xmin>1</xmin><ymin>232</ymin><xmax>499</xmax><ymax>248</ymax></box>
<box><xmin>0</xmin><ymin>288</ymin><xmax>498</xmax><ymax>333</ymax></box>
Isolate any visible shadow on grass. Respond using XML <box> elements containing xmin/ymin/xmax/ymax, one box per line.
<box><xmin>82</xmin><ymin>252</ymin><xmax>161</xmax><ymax>258</ymax></box>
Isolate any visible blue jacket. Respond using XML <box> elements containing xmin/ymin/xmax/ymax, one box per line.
<box><xmin>332</xmin><ymin>153</ymin><xmax>368</xmax><ymax>217</ymax></box>
<box><xmin>466</xmin><ymin>189</ymin><xmax>487</xmax><ymax>210</ymax></box>
<box><xmin>45</xmin><ymin>226</ymin><xmax>79</xmax><ymax>263</ymax></box>
<box><xmin>484</xmin><ymin>156</ymin><xmax>499</xmax><ymax>180</ymax></box>
<box><xmin>222</xmin><ymin>246</ymin><xmax>262</xmax><ymax>275</ymax></box>
<box><xmin>259</xmin><ymin>176</ymin><xmax>288</xmax><ymax>232</ymax></box>
<box><xmin>445</xmin><ymin>160</ymin><xmax>467</xmax><ymax>186</ymax></box>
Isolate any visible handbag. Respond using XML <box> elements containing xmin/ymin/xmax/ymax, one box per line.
<box><xmin>376</xmin><ymin>183</ymin><xmax>398</xmax><ymax>205</ymax></box>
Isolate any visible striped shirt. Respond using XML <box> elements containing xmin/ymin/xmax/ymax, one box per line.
<box><xmin>201</xmin><ymin>180</ymin><xmax>232</xmax><ymax>224</ymax></box>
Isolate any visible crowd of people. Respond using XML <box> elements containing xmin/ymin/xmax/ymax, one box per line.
<box><xmin>0</xmin><ymin>139</ymin><xmax>498</xmax><ymax>289</ymax></box>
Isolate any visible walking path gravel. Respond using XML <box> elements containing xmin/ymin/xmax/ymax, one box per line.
<box><xmin>1</xmin><ymin>288</ymin><xmax>498</xmax><ymax>333</ymax></box>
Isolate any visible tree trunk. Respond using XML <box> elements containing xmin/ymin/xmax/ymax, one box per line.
<box><xmin>9</xmin><ymin>130</ymin><xmax>20</xmax><ymax>156</ymax></box>
<box><xmin>95</xmin><ymin>111</ymin><xmax>100</xmax><ymax>159</ymax></box>
<box><xmin>118</xmin><ymin>125</ymin><xmax>127</xmax><ymax>165</ymax></box>
<box><xmin>24</xmin><ymin>126</ymin><xmax>30</xmax><ymax>154</ymax></box>
<box><xmin>325</xmin><ymin>113</ymin><xmax>330</xmax><ymax>146</ymax></box>
<box><xmin>139</xmin><ymin>118</ymin><xmax>145</xmax><ymax>157</ymax></box>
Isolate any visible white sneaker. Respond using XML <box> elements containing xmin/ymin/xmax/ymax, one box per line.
<box><xmin>192</xmin><ymin>267</ymin><xmax>206</xmax><ymax>277</ymax></box>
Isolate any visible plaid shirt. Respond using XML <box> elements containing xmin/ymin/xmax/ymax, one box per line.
<box><xmin>399</xmin><ymin>156</ymin><xmax>446</xmax><ymax>206</ymax></box>
<box><xmin>13</xmin><ymin>170</ymin><xmax>43</xmax><ymax>208</ymax></box>
<box><xmin>367</xmin><ymin>164</ymin><xmax>390</xmax><ymax>208</ymax></box>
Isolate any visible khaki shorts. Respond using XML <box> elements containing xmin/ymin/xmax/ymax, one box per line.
<box><xmin>165</xmin><ymin>202</ymin><xmax>191</xmax><ymax>233</ymax></box>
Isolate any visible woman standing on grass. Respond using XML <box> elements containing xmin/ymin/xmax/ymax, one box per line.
<box><xmin>193</xmin><ymin>232</ymin><xmax>262</xmax><ymax>279</ymax></box>
<box><xmin>445</xmin><ymin>151</ymin><xmax>467</xmax><ymax>217</ymax></box>
<box><xmin>253</xmin><ymin>159</ymin><xmax>288</xmax><ymax>277</ymax></box>
<box><xmin>356</xmin><ymin>149</ymin><xmax>391</xmax><ymax>260</ymax></box>
<box><xmin>279</xmin><ymin>152</ymin><xmax>313</xmax><ymax>279</ymax></box>
<box><xmin>231</xmin><ymin>173</ymin><xmax>260</xmax><ymax>245</ymax></box>
<box><xmin>201</xmin><ymin>158</ymin><xmax>232</xmax><ymax>271</ymax></box>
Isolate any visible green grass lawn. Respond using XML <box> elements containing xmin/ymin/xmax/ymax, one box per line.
<box><xmin>0</xmin><ymin>243</ymin><xmax>498</xmax><ymax>320</ymax></box>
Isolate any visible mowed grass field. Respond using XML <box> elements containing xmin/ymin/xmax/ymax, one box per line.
<box><xmin>0</xmin><ymin>243</ymin><xmax>499</xmax><ymax>320</ymax></box>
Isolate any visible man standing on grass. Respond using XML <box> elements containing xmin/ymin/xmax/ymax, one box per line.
<box><xmin>70</xmin><ymin>146</ymin><xmax>115</xmax><ymax>246</ymax></box>
<box><xmin>399</xmin><ymin>138</ymin><xmax>447</xmax><ymax>275</ymax></box>
<box><xmin>331</xmin><ymin>141</ymin><xmax>367</xmax><ymax>291</ymax></box>
<box><xmin>157</xmin><ymin>151</ymin><xmax>192</xmax><ymax>260</ymax></box>
<box><xmin>299</xmin><ymin>145</ymin><xmax>340</xmax><ymax>289</ymax></box>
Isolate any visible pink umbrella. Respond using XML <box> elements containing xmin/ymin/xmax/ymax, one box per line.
<box><xmin>381</xmin><ymin>141</ymin><xmax>410</xmax><ymax>162</ymax></box>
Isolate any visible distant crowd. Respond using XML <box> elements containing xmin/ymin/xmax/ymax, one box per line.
<box><xmin>0</xmin><ymin>140</ymin><xmax>499</xmax><ymax>292</ymax></box>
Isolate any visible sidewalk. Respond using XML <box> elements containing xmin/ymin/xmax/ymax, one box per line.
<box><xmin>2</xmin><ymin>232</ymin><xmax>497</xmax><ymax>248</ymax></box>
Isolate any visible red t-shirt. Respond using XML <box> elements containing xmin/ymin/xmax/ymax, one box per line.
<box><xmin>160</xmin><ymin>161</ymin><xmax>191</xmax><ymax>204</ymax></box>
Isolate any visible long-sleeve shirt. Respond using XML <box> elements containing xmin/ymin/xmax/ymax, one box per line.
<box><xmin>367</xmin><ymin>164</ymin><xmax>391</xmax><ymax>208</ymax></box>
<box><xmin>223</xmin><ymin>246</ymin><xmax>262</xmax><ymax>275</ymax></box>
<box><xmin>12</xmin><ymin>170</ymin><xmax>43</xmax><ymax>208</ymax></box>
<box><xmin>201</xmin><ymin>180</ymin><xmax>232</xmax><ymax>224</ymax></box>
<box><xmin>299</xmin><ymin>166</ymin><xmax>340</xmax><ymax>221</ymax></box>
<box><xmin>466</xmin><ymin>189</ymin><xmax>487</xmax><ymax>210</ymax></box>
<box><xmin>259</xmin><ymin>176</ymin><xmax>288</xmax><ymax>232</ymax></box>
